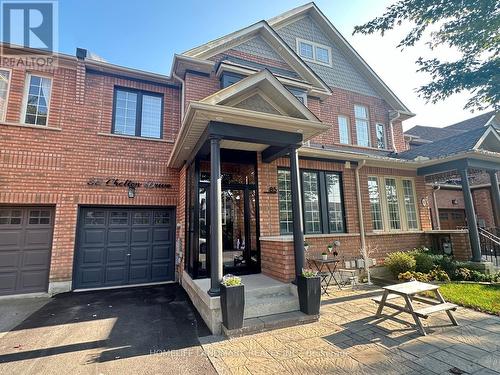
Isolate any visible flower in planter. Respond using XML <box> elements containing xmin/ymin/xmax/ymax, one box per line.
<box><xmin>327</xmin><ymin>244</ymin><xmax>333</xmax><ymax>253</ymax></box>
<box><xmin>301</xmin><ymin>268</ymin><xmax>318</xmax><ymax>278</ymax></box>
<box><xmin>221</xmin><ymin>274</ymin><xmax>242</xmax><ymax>287</ymax></box>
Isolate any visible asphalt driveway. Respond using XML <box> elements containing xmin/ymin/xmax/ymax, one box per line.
<box><xmin>0</xmin><ymin>284</ymin><xmax>216</xmax><ymax>375</ymax></box>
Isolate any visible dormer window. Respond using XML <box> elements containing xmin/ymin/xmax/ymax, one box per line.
<box><xmin>296</xmin><ymin>38</ymin><xmax>332</xmax><ymax>67</ymax></box>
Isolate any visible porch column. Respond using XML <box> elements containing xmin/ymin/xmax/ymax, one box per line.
<box><xmin>460</xmin><ymin>168</ymin><xmax>482</xmax><ymax>261</ymax></box>
<box><xmin>289</xmin><ymin>146</ymin><xmax>305</xmax><ymax>280</ymax></box>
<box><xmin>488</xmin><ymin>170</ymin><xmax>500</xmax><ymax>228</ymax></box>
<box><xmin>208</xmin><ymin>137</ymin><xmax>223</xmax><ymax>296</ymax></box>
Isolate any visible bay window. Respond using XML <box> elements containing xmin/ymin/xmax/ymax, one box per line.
<box><xmin>367</xmin><ymin>176</ymin><xmax>420</xmax><ymax>231</ymax></box>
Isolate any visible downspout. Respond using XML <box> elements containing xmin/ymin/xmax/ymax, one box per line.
<box><xmin>172</xmin><ymin>72</ymin><xmax>185</xmax><ymax>120</ymax></box>
<box><xmin>432</xmin><ymin>185</ymin><xmax>441</xmax><ymax>230</ymax></box>
<box><xmin>389</xmin><ymin>111</ymin><xmax>401</xmax><ymax>152</ymax></box>
<box><xmin>355</xmin><ymin>159</ymin><xmax>370</xmax><ymax>284</ymax></box>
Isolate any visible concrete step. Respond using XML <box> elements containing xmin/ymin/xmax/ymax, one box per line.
<box><xmin>244</xmin><ymin>292</ymin><xmax>299</xmax><ymax>319</ymax></box>
<box><xmin>244</xmin><ymin>283</ymin><xmax>293</xmax><ymax>299</ymax></box>
<box><xmin>223</xmin><ymin>310</ymin><xmax>319</xmax><ymax>338</ymax></box>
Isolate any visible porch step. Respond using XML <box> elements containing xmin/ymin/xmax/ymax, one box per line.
<box><xmin>244</xmin><ymin>291</ymin><xmax>299</xmax><ymax>319</ymax></box>
<box><xmin>223</xmin><ymin>311</ymin><xmax>319</xmax><ymax>338</ymax></box>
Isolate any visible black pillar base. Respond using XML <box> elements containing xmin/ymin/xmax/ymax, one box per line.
<box><xmin>207</xmin><ymin>288</ymin><xmax>220</xmax><ymax>297</ymax></box>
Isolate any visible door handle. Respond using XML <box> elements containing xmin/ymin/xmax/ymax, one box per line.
<box><xmin>127</xmin><ymin>253</ymin><xmax>131</xmax><ymax>256</ymax></box>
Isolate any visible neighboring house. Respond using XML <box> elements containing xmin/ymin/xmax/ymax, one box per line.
<box><xmin>1</xmin><ymin>3</ymin><xmax>499</xmax><ymax>333</ymax></box>
<box><xmin>404</xmin><ymin>112</ymin><xmax>500</xmax><ymax>230</ymax></box>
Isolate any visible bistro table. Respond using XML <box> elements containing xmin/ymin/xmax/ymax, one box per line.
<box><xmin>373</xmin><ymin>280</ymin><xmax>458</xmax><ymax>336</ymax></box>
<box><xmin>307</xmin><ymin>257</ymin><xmax>341</xmax><ymax>295</ymax></box>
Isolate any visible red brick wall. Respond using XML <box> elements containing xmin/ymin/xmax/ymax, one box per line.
<box><xmin>0</xmin><ymin>59</ymin><xmax>181</xmax><ymax>283</ymax></box>
<box><xmin>257</xmin><ymin>157</ymin><xmax>434</xmax><ymax>282</ymax></box>
<box><xmin>473</xmin><ymin>188</ymin><xmax>495</xmax><ymax>228</ymax></box>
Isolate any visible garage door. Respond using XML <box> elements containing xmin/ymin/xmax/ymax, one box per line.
<box><xmin>74</xmin><ymin>207</ymin><xmax>175</xmax><ymax>290</ymax></box>
<box><xmin>0</xmin><ymin>207</ymin><xmax>54</xmax><ymax>296</ymax></box>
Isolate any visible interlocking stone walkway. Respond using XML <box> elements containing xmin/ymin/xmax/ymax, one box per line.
<box><xmin>201</xmin><ymin>286</ymin><xmax>500</xmax><ymax>374</ymax></box>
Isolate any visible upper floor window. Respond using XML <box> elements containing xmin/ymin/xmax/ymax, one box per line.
<box><xmin>354</xmin><ymin>104</ymin><xmax>370</xmax><ymax>147</ymax></box>
<box><xmin>220</xmin><ymin>72</ymin><xmax>244</xmax><ymax>89</ymax></box>
<box><xmin>113</xmin><ymin>87</ymin><xmax>163</xmax><ymax>139</ymax></box>
<box><xmin>0</xmin><ymin>69</ymin><xmax>10</xmax><ymax>121</ymax></box>
<box><xmin>376</xmin><ymin>123</ymin><xmax>386</xmax><ymax>149</ymax></box>
<box><xmin>23</xmin><ymin>74</ymin><xmax>52</xmax><ymax>126</ymax></box>
<box><xmin>296</xmin><ymin>38</ymin><xmax>332</xmax><ymax>67</ymax></box>
<box><xmin>338</xmin><ymin>115</ymin><xmax>350</xmax><ymax>144</ymax></box>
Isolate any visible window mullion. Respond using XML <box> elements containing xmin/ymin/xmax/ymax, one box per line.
<box><xmin>397</xmin><ymin>179</ymin><xmax>407</xmax><ymax>231</ymax></box>
<box><xmin>136</xmin><ymin>92</ymin><xmax>143</xmax><ymax>137</ymax></box>
<box><xmin>380</xmin><ymin>177</ymin><xmax>390</xmax><ymax>231</ymax></box>
<box><xmin>318</xmin><ymin>171</ymin><xmax>329</xmax><ymax>234</ymax></box>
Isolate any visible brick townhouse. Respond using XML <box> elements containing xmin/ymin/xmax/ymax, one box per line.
<box><xmin>1</xmin><ymin>2</ymin><xmax>499</xmax><ymax>333</ymax></box>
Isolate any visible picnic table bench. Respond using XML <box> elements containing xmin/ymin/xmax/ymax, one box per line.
<box><xmin>372</xmin><ymin>281</ymin><xmax>458</xmax><ymax>336</ymax></box>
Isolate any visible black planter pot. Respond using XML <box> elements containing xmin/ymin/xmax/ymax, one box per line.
<box><xmin>297</xmin><ymin>275</ymin><xmax>321</xmax><ymax>315</ymax></box>
<box><xmin>220</xmin><ymin>284</ymin><xmax>245</xmax><ymax>330</ymax></box>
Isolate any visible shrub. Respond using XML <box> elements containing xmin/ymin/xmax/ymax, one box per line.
<box><xmin>414</xmin><ymin>252</ymin><xmax>435</xmax><ymax>273</ymax></box>
<box><xmin>429</xmin><ymin>268</ymin><xmax>451</xmax><ymax>282</ymax></box>
<box><xmin>455</xmin><ymin>268</ymin><xmax>471</xmax><ymax>281</ymax></box>
<box><xmin>385</xmin><ymin>252</ymin><xmax>416</xmax><ymax>277</ymax></box>
<box><xmin>435</xmin><ymin>256</ymin><xmax>457</xmax><ymax>277</ymax></box>
<box><xmin>301</xmin><ymin>269</ymin><xmax>318</xmax><ymax>278</ymax></box>
<box><xmin>469</xmin><ymin>271</ymin><xmax>493</xmax><ymax>282</ymax></box>
<box><xmin>398</xmin><ymin>271</ymin><xmax>429</xmax><ymax>282</ymax></box>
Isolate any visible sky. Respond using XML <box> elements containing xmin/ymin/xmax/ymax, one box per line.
<box><xmin>54</xmin><ymin>0</ymin><xmax>489</xmax><ymax>130</ymax></box>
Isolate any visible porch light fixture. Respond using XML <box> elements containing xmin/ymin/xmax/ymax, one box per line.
<box><xmin>128</xmin><ymin>186</ymin><xmax>136</xmax><ymax>199</ymax></box>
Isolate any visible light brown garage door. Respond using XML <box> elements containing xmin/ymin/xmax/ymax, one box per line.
<box><xmin>0</xmin><ymin>207</ymin><xmax>54</xmax><ymax>295</ymax></box>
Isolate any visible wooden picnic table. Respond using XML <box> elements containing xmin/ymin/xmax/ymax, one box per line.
<box><xmin>373</xmin><ymin>280</ymin><xmax>458</xmax><ymax>336</ymax></box>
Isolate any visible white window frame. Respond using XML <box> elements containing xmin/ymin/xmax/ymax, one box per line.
<box><xmin>0</xmin><ymin>68</ymin><xmax>12</xmax><ymax>122</ymax></box>
<box><xmin>368</xmin><ymin>176</ymin><xmax>420</xmax><ymax>232</ymax></box>
<box><xmin>375</xmin><ymin>123</ymin><xmax>387</xmax><ymax>149</ymax></box>
<box><xmin>296</xmin><ymin>38</ymin><xmax>333</xmax><ymax>67</ymax></box>
<box><xmin>337</xmin><ymin>115</ymin><xmax>350</xmax><ymax>144</ymax></box>
<box><xmin>354</xmin><ymin>104</ymin><xmax>370</xmax><ymax>147</ymax></box>
<box><xmin>21</xmin><ymin>73</ymin><xmax>53</xmax><ymax>126</ymax></box>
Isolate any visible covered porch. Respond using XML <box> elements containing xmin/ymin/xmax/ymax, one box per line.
<box><xmin>418</xmin><ymin>154</ymin><xmax>500</xmax><ymax>264</ymax></box>
<box><xmin>168</xmin><ymin>70</ymin><xmax>329</xmax><ymax>333</ymax></box>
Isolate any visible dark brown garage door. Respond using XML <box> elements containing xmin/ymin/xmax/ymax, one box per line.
<box><xmin>0</xmin><ymin>207</ymin><xmax>54</xmax><ymax>296</ymax></box>
<box><xmin>73</xmin><ymin>207</ymin><xmax>175</xmax><ymax>290</ymax></box>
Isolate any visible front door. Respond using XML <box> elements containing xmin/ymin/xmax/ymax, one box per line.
<box><xmin>221</xmin><ymin>187</ymin><xmax>258</xmax><ymax>275</ymax></box>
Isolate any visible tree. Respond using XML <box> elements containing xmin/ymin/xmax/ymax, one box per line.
<box><xmin>353</xmin><ymin>0</ymin><xmax>500</xmax><ymax>111</ymax></box>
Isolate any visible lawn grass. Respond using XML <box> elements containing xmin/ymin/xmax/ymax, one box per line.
<box><xmin>438</xmin><ymin>282</ymin><xmax>500</xmax><ymax>315</ymax></box>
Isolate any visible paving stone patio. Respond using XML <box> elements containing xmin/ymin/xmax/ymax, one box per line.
<box><xmin>201</xmin><ymin>285</ymin><xmax>500</xmax><ymax>374</ymax></box>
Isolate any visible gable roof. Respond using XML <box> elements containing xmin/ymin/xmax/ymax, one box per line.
<box><xmin>200</xmin><ymin>69</ymin><xmax>319</xmax><ymax>121</ymax></box>
<box><xmin>405</xmin><ymin>111</ymin><xmax>498</xmax><ymax>144</ymax></box>
<box><xmin>182</xmin><ymin>21</ymin><xmax>331</xmax><ymax>96</ymax></box>
<box><xmin>397</xmin><ymin>126</ymin><xmax>499</xmax><ymax>160</ymax></box>
<box><xmin>405</xmin><ymin>125</ymin><xmax>463</xmax><ymax>143</ymax></box>
<box><xmin>267</xmin><ymin>2</ymin><xmax>414</xmax><ymax>117</ymax></box>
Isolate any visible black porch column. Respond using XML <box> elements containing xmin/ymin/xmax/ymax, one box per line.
<box><xmin>488</xmin><ymin>170</ymin><xmax>500</xmax><ymax>228</ymax></box>
<box><xmin>289</xmin><ymin>146</ymin><xmax>305</xmax><ymax>280</ymax></box>
<box><xmin>208</xmin><ymin>137</ymin><xmax>222</xmax><ymax>296</ymax></box>
<box><xmin>460</xmin><ymin>168</ymin><xmax>482</xmax><ymax>261</ymax></box>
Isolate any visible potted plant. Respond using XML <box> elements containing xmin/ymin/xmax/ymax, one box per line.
<box><xmin>304</xmin><ymin>241</ymin><xmax>309</xmax><ymax>252</ymax></box>
<box><xmin>327</xmin><ymin>244</ymin><xmax>333</xmax><ymax>253</ymax></box>
<box><xmin>220</xmin><ymin>274</ymin><xmax>244</xmax><ymax>330</ymax></box>
<box><xmin>322</xmin><ymin>252</ymin><xmax>328</xmax><ymax>261</ymax></box>
<box><xmin>297</xmin><ymin>269</ymin><xmax>321</xmax><ymax>315</ymax></box>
